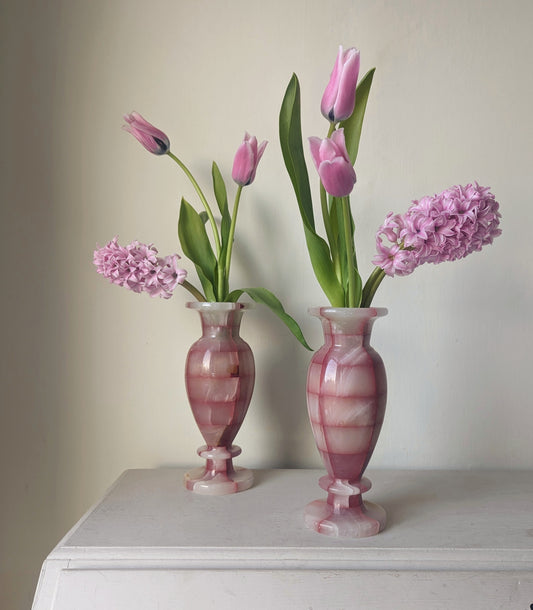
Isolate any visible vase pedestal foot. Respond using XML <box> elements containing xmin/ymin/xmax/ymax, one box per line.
<box><xmin>184</xmin><ymin>445</ymin><xmax>253</xmax><ymax>495</ymax></box>
<box><xmin>305</xmin><ymin>499</ymin><xmax>386</xmax><ymax>538</ymax></box>
<box><xmin>304</xmin><ymin>476</ymin><xmax>386</xmax><ymax>538</ymax></box>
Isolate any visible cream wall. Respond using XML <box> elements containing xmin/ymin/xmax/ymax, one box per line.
<box><xmin>1</xmin><ymin>0</ymin><xmax>532</xmax><ymax>608</ymax></box>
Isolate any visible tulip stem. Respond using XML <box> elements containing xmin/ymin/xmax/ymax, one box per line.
<box><xmin>181</xmin><ymin>280</ymin><xmax>207</xmax><ymax>302</ymax></box>
<box><xmin>167</xmin><ymin>151</ymin><xmax>221</xmax><ymax>256</ymax></box>
<box><xmin>224</xmin><ymin>185</ymin><xmax>243</xmax><ymax>293</ymax></box>
<box><xmin>320</xmin><ymin>183</ymin><xmax>336</xmax><ymax>264</ymax></box>
<box><xmin>322</xmin><ymin>124</ymin><xmax>341</xmax><ymax>285</ymax></box>
<box><xmin>342</xmin><ymin>196</ymin><xmax>356</xmax><ymax>307</ymax></box>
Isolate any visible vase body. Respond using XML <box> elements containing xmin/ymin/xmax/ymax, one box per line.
<box><xmin>305</xmin><ymin>307</ymin><xmax>388</xmax><ymax>537</ymax></box>
<box><xmin>184</xmin><ymin>302</ymin><xmax>255</xmax><ymax>495</ymax></box>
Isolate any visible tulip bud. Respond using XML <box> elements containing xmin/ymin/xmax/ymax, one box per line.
<box><xmin>309</xmin><ymin>128</ymin><xmax>356</xmax><ymax>198</ymax></box>
<box><xmin>232</xmin><ymin>132</ymin><xmax>268</xmax><ymax>186</ymax></box>
<box><xmin>123</xmin><ymin>112</ymin><xmax>170</xmax><ymax>155</ymax></box>
<box><xmin>321</xmin><ymin>46</ymin><xmax>360</xmax><ymax>123</ymax></box>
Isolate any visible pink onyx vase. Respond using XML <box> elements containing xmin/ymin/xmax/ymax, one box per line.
<box><xmin>184</xmin><ymin>302</ymin><xmax>255</xmax><ymax>495</ymax></box>
<box><xmin>305</xmin><ymin>307</ymin><xmax>388</xmax><ymax>538</ymax></box>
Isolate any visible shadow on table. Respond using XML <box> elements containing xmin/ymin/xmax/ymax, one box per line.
<box><xmin>373</xmin><ymin>469</ymin><xmax>512</xmax><ymax>530</ymax></box>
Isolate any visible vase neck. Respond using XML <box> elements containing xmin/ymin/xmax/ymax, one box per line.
<box><xmin>321</xmin><ymin>319</ymin><xmax>373</xmax><ymax>348</ymax></box>
<box><xmin>187</xmin><ymin>302</ymin><xmax>249</xmax><ymax>339</ymax></box>
<box><xmin>310</xmin><ymin>307</ymin><xmax>387</xmax><ymax>348</ymax></box>
<box><xmin>198</xmin><ymin>309</ymin><xmax>244</xmax><ymax>339</ymax></box>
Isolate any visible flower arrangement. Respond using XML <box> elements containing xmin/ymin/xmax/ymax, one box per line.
<box><xmin>94</xmin><ymin>112</ymin><xmax>310</xmax><ymax>349</ymax></box>
<box><xmin>279</xmin><ymin>46</ymin><xmax>501</xmax><ymax>307</ymax></box>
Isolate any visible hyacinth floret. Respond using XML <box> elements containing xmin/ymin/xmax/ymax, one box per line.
<box><xmin>373</xmin><ymin>183</ymin><xmax>501</xmax><ymax>277</ymax></box>
<box><xmin>94</xmin><ymin>237</ymin><xmax>187</xmax><ymax>299</ymax></box>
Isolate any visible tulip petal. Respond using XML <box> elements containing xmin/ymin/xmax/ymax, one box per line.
<box><xmin>232</xmin><ymin>132</ymin><xmax>268</xmax><ymax>186</ymax></box>
<box><xmin>330</xmin><ymin>128</ymin><xmax>351</xmax><ymax>164</ymax></box>
<box><xmin>256</xmin><ymin>140</ymin><xmax>268</xmax><ymax>163</ymax></box>
<box><xmin>308</xmin><ymin>137</ymin><xmax>323</xmax><ymax>171</ymax></box>
<box><xmin>334</xmin><ymin>48</ymin><xmax>360</xmax><ymax>123</ymax></box>
<box><xmin>318</xmin><ymin>137</ymin><xmax>340</xmax><ymax>162</ymax></box>
<box><xmin>308</xmin><ymin>129</ymin><xmax>356</xmax><ymax>197</ymax></box>
<box><xmin>318</xmin><ymin>157</ymin><xmax>356</xmax><ymax>198</ymax></box>
<box><xmin>321</xmin><ymin>46</ymin><xmax>344</xmax><ymax>121</ymax></box>
<box><xmin>123</xmin><ymin>111</ymin><xmax>170</xmax><ymax>155</ymax></box>
<box><xmin>320</xmin><ymin>46</ymin><xmax>360</xmax><ymax>123</ymax></box>
<box><xmin>232</xmin><ymin>140</ymin><xmax>255</xmax><ymax>185</ymax></box>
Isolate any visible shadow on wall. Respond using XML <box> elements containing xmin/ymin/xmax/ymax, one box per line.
<box><xmin>0</xmin><ymin>3</ymin><xmax>102</xmax><ymax>609</ymax></box>
<box><xmin>233</xmin><ymin>202</ymin><xmax>316</xmax><ymax>467</ymax></box>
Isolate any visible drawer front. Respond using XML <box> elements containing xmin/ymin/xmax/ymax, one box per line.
<box><xmin>48</xmin><ymin>568</ymin><xmax>533</xmax><ymax>610</ymax></box>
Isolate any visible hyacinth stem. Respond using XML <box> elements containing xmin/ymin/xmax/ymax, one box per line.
<box><xmin>181</xmin><ymin>280</ymin><xmax>206</xmax><ymax>302</ymax></box>
<box><xmin>361</xmin><ymin>266</ymin><xmax>386</xmax><ymax>307</ymax></box>
<box><xmin>342</xmin><ymin>196</ymin><xmax>357</xmax><ymax>307</ymax></box>
<box><xmin>166</xmin><ymin>151</ymin><xmax>221</xmax><ymax>256</ymax></box>
<box><xmin>224</xmin><ymin>185</ymin><xmax>243</xmax><ymax>293</ymax></box>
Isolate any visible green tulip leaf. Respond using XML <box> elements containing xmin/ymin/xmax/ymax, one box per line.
<box><xmin>279</xmin><ymin>74</ymin><xmax>315</xmax><ymax>230</ymax></box>
<box><xmin>178</xmin><ymin>197</ymin><xmax>217</xmax><ymax>297</ymax></box>
<box><xmin>227</xmin><ymin>286</ymin><xmax>312</xmax><ymax>350</ymax></box>
<box><xmin>340</xmin><ymin>67</ymin><xmax>375</xmax><ymax>165</ymax></box>
<box><xmin>303</xmin><ymin>226</ymin><xmax>344</xmax><ymax>306</ymax></box>
<box><xmin>212</xmin><ymin>162</ymin><xmax>231</xmax><ymax>243</ymax></box>
<box><xmin>329</xmin><ymin>196</ymin><xmax>362</xmax><ymax>307</ymax></box>
<box><xmin>195</xmin><ymin>264</ymin><xmax>216</xmax><ymax>302</ymax></box>
<box><xmin>211</xmin><ymin>161</ymin><xmax>231</xmax><ymax>297</ymax></box>
<box><xmin>280</xmin><ymin>74</ymin><xmax>344</xmax><ymax>307</ymax></box>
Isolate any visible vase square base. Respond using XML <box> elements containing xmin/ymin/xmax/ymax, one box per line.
<box><xmin>184</xmin><ymin>466</ymin><xmax>254</xmax><ymax>496</ymax></box>
<box><xmin>304</xmin><ymin>499</ymin><xmax>386</xmax><ymax>538</ymax></box>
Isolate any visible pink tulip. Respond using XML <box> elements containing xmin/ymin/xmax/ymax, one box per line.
<box><xmin>232</xmin><ymin>132</ymin><xmax>268</xmax><ymax>186</ymax></box>
<box><xmin>309</xmin><ymin>129</ymin><xmax>356</xmax><ymax>198</ymax></box>
<box><xmin>321</xmin><ymin>46</ymin><xmax>360</xmax><ymax>123</ymax></box>
<box><xmin>123</xmin><ymin>112</ymin><xmax>170</xmax><ymax>155</ymax></box>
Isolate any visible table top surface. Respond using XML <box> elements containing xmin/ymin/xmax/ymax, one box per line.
<box><xmin>51</xmin><ymin>468</ymin><xmax>533</xmax><ymax>570</ymax></box>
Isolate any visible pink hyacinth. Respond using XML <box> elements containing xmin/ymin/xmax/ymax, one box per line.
<box><xmin>373</xmin><ymin>183</ymin><xmax>501</xmax><ymax>276</ymax></box>
<box><xmin>123</xmin><ymin>112</ymin><xmax>170</xmax><ymax>155</ymax></box>
<box><xmin>94</xmin><ymin>237</ymin><xmax>187</xmax><ymax>299</ymax></box>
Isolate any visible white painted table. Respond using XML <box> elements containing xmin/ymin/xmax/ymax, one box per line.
<box><xmin>32</xmin><ymin>469</ymin><xmax>533</xmax><ymax>609</ymax></box>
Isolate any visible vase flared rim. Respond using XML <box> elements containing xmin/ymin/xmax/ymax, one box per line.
<box><xmin>308</xmin><ymin>306</ymin><xmax>388</xmax><ymax>319</ymax></box>
<box><xmin>186</xmin><ymin>301</ymin><xmax>253</xmax><ymax>311</ymax></box>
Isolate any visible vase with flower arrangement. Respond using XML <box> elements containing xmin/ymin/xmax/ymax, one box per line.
<box><xmin>94</xmin><ymin>111</ymin><xmax>310</xmax><ymax>495</ymax></box>
<box><xmin>279</xmin><ymin>45</ymin><xmax>501</xmax><ymax>536</ymax></box>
